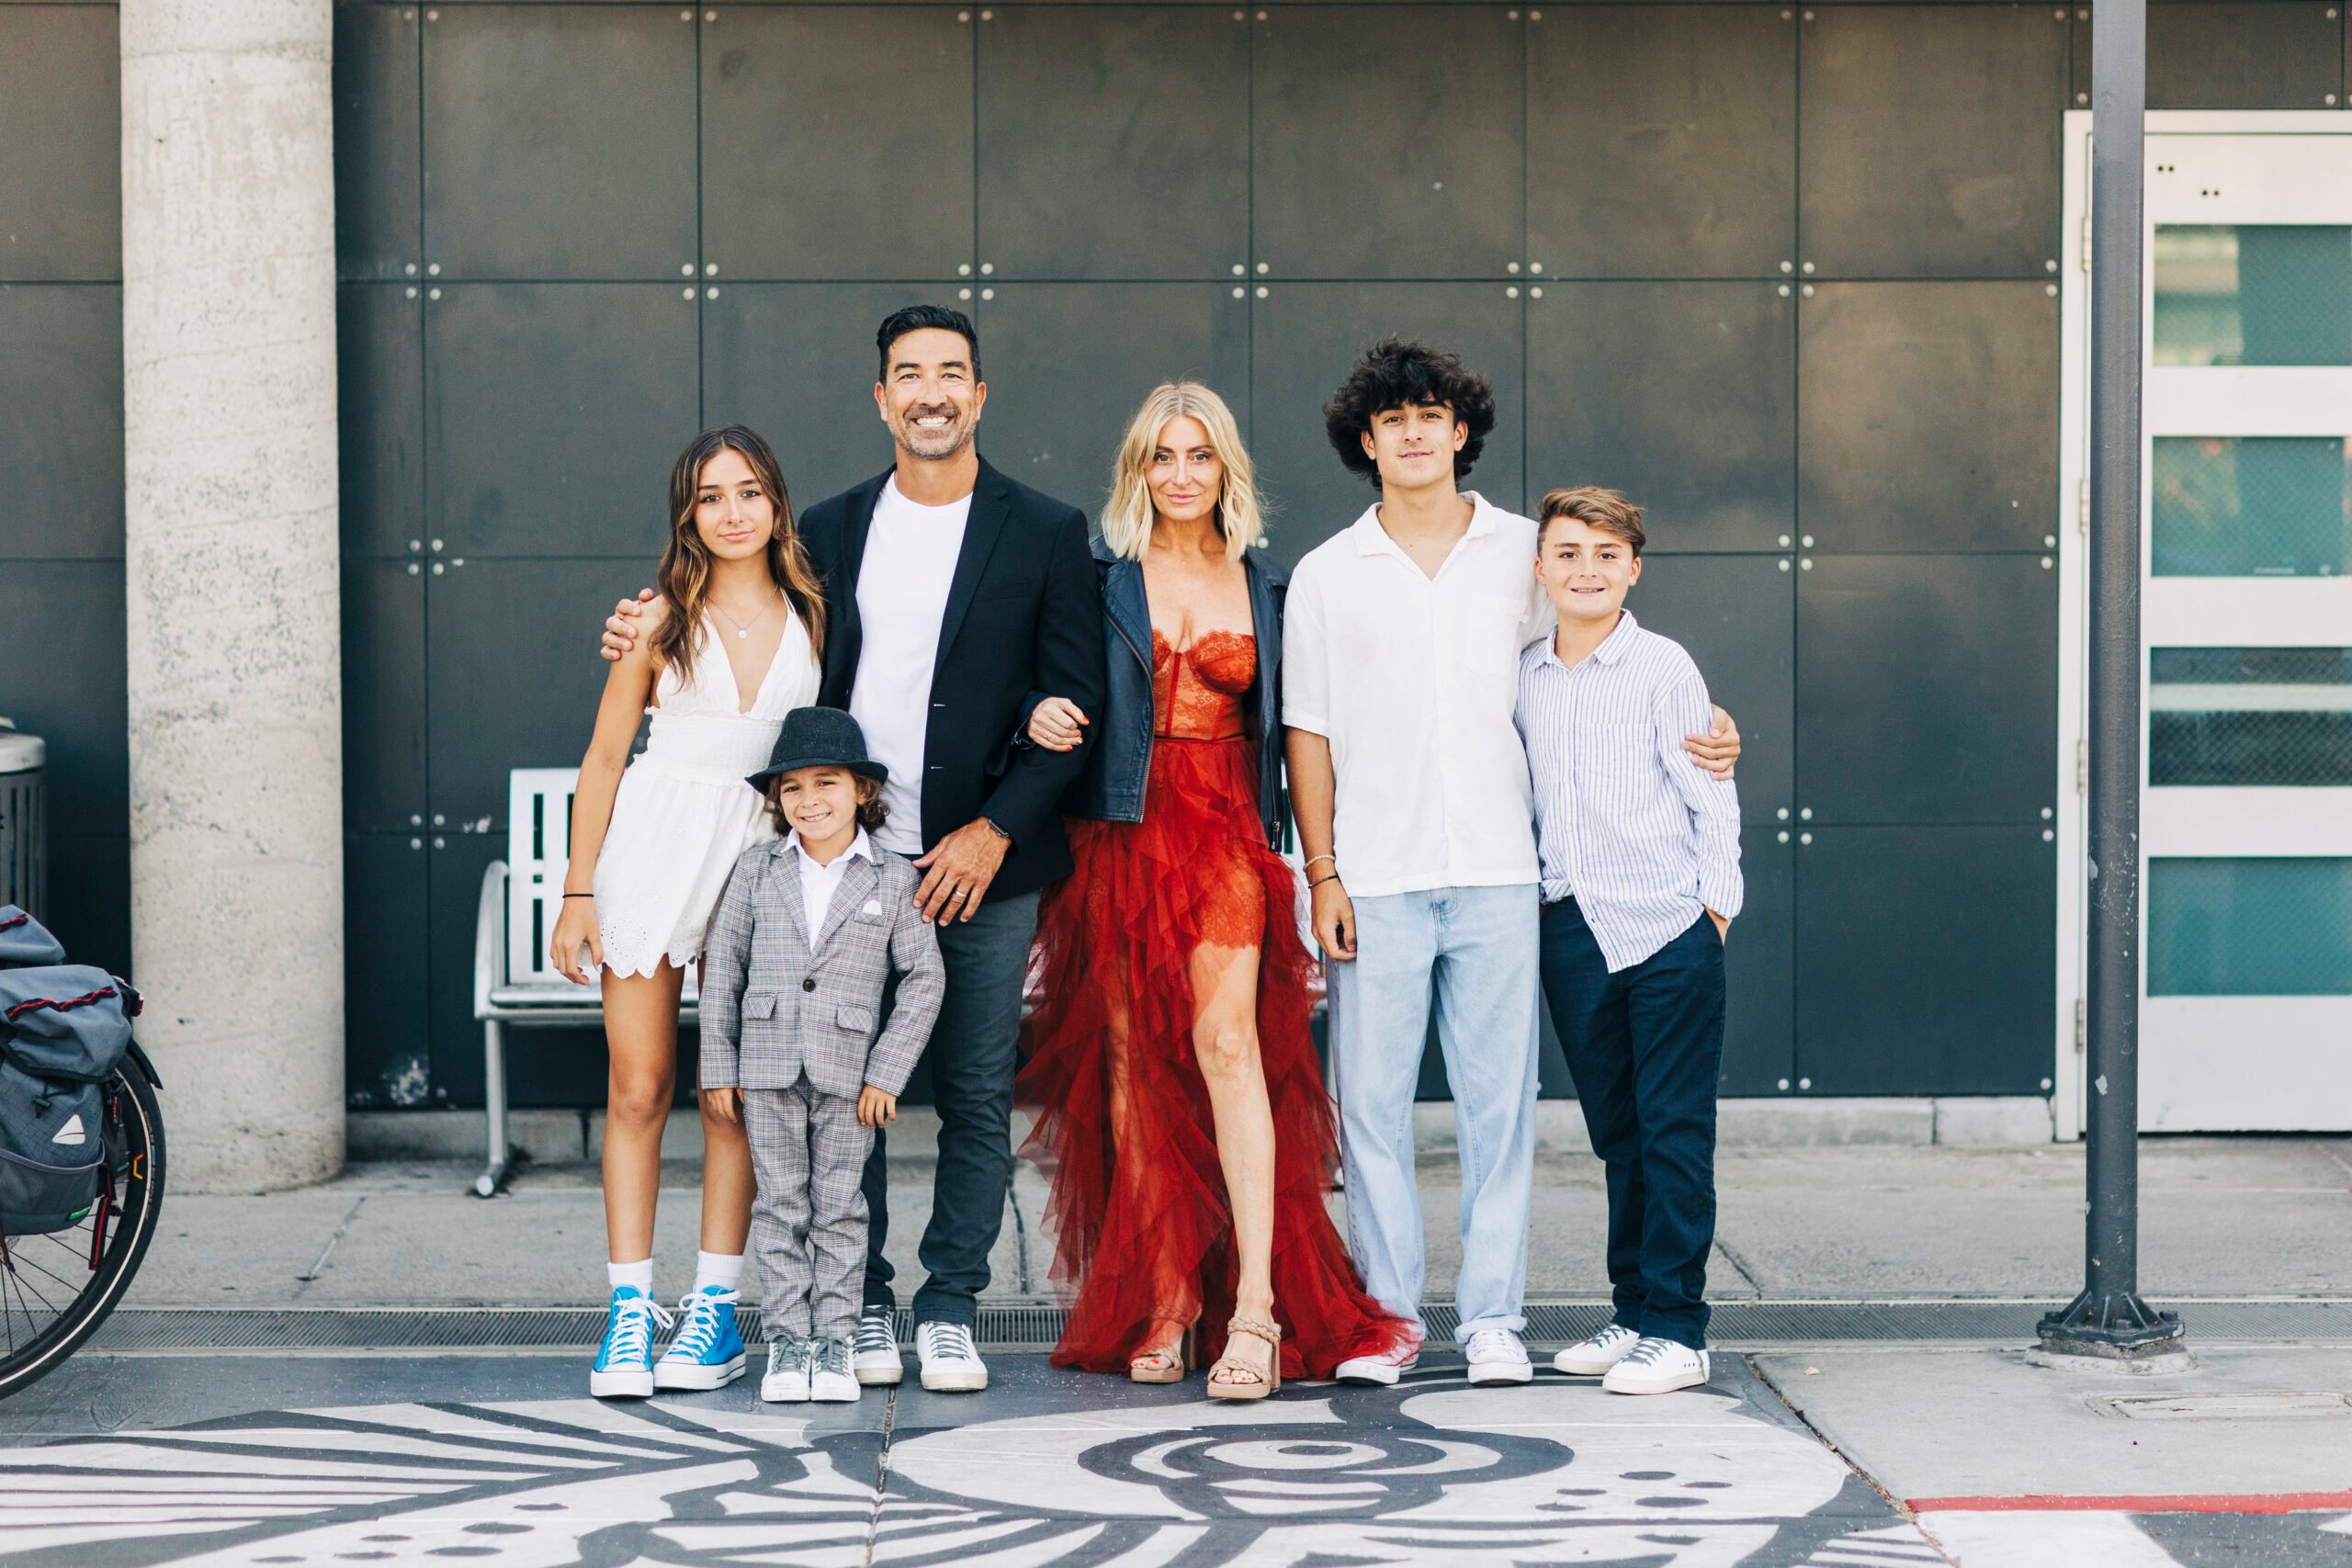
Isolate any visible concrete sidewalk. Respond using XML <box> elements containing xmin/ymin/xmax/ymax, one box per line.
<box><xmin>125</xmin><ymin>1132</ymin><xmax>2352</xmax><ymax>1309</ymax></box>
<box><xmin>29</xmin><ymin>1133</ymin><xmax>2352</xmax><ymax>1566</ymax></box>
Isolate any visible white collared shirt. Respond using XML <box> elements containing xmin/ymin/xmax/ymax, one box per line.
<box><xmin>1282</xmin><ymin>491</ymin><xmax>1551</xmax><ymax>898</ymax></box>
<box><xmin>850</xmin><ymin>477</ymin><xmax>971</xmax><ymax>854</ymax></box>
<box><xmin>1516</xmin><ymin>610</ymin><xmax>1744</xmax><ymax>972</ymax></box>
<box><xmin>786</xmin><ymin>828</ymin><xmax>875</xmax><ymax>952</ymax></box>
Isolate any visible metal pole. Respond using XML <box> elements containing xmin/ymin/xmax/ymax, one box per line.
<box><xmin>2038</xmin><ymin>0</ymin><xmax>2184</xmax><ymax>1361</ymax></box>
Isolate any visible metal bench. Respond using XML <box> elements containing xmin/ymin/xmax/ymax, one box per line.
<box><xmin>470</xmin><ymin>767</ymin><xmax>698</xmax><ymax>1197</ymax></box>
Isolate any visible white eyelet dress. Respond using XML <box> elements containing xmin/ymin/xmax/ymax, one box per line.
<box><xmin>593</xmin><ymin>612</ymin><xmax>821</xmax><ymax>977</ymax></box>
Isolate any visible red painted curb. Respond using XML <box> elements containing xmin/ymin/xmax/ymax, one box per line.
<box><xmin>1909</xmin><ymin>1492</ymin><xmax>2352</xmax><ymax>1516</ymax></box>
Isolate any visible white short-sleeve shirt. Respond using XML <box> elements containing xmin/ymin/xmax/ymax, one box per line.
<box><xmin>1283</xmin><ymin>491</ymin><xmax>1550</xmax><ymax>898</ymax></box>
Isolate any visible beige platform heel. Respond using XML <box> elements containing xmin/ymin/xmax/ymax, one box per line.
<box><xmin>1129</xmin><ymin>1319</ymin><xmax>1199</xmax><ymax>1384</ymax></box>
<box><xmin>1206</xmin><ymin>1313</ymin><xmax>1283</xmax><ymax>1401</ymax></box>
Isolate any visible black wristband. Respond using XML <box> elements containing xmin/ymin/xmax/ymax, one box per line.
<box><xmin>1308</xmin><ymin>873</ymin><xmax>1340</xmax><ymax>889</ymax></box>
<box><xmin>561</xmin><ymin>892</ymin><xmax>594</xmax><ymax>899</ymax></box>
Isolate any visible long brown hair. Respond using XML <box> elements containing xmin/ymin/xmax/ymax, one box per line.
<box><xmin>652</xmin><ymin>426</ymin><xmax>826</xmax><ymax>684</ymax></box>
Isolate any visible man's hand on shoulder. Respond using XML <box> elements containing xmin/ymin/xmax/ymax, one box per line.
<box><xmin>601</xmin><ymin>588</ymin><xmax>659</xmax><ymax>661</ymax></box>
<box><xmin>1683</xmin><ymin>704</ymin><xmax>1741</xmax><ymax>781</ymax></box>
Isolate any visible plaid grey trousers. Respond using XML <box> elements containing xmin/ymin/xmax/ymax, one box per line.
<box><xmin>744</xmin><ymin>1078</ymin><xmax>872</xmax><ymax>1341</ymax></box>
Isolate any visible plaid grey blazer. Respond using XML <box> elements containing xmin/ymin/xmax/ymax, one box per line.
<box><xmin>699</xmin><ymin>840</ymin><xmax>944</xmax><ymax>1099</ymax></box>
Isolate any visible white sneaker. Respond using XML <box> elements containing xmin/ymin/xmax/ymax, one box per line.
<box><xmin>853</xmin><ymin>1307</ymin><xmax>903</xmax><ymax>1386</ymax></box>
<box><xmin>1464</xmin><ymin>1328</ymin><xmax>1533</xmax><ymax>1386</ymax></box>
<box><xmin>1602</xmin><ymin>1337</ymin><xmax>1713</xmax><ymax>1395</ymax></box>
<box><xmin>916</xmin><ymin>1322</ymin><xmax>989</xmax><ymax>1393</ymax></box>
<box><xmin>808</xmin><ymin>1335</ymin><xmax>860</xmax><ymax>1404</ymax></box>
<box><xmin>760</xmin><ymin>1337</ymin><xmax>810</xmax><ymax>1404</ymax></box>
<box><xmin>1333</xmin><ymin>1343</ymin><xmax>1421</xmax><ymax>1386</ymax></box>
<box><xmin>1555</xmin><ymin>1323</ymin><xmax>1640</xmax><ymax>1377</ymax></box>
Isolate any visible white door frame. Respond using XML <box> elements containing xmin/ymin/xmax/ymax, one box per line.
<box><xmin>2055</xmin><ymin>110</ymin><xmax>2352</xmax><ymax>1138</ymax></box>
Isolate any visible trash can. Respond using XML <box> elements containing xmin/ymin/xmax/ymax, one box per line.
<box><xmin>0</xmin><ymin>728</ymin><xmax>45</xmax><ymax>919</ymax></box>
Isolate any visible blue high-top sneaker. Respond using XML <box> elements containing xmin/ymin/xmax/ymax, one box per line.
<box><xmin>589</xmin><ymin>1285</ymin><xmax>673</xmax><ymax>1399</ymax></box>
<box><xmin>654</xmin><ymin>1285</ymin><xmax>747</xmax><ymax>1391</ymax></box>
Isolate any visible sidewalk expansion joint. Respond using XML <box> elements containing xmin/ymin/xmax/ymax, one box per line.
<box><xmin>292</xmin><ymin>1195</ymin><xmax>368</xmax><ymax>1292</ymax></box>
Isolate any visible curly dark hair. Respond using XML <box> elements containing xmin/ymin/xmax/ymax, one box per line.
<box><xmin>1322</xmin><ymin>337</ymin><xmax>1497</xmax><ymax>487</ymax></box>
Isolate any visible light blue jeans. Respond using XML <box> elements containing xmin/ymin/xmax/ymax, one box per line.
<box><xmin>1326</xmin><ymin>883</ymin><xmax>1542</xmax><ymax>1340</ymax></box>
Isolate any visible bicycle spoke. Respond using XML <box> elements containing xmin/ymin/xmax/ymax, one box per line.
<box><xmin>8</xmin><ymin>1247</ymin><xmax>81</xmax><ymax>1304</ymax></box>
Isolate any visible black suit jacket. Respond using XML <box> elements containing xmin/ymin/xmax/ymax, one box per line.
<box><xmin>798</xmin><ymin>457</ymin><xmax>1105</xmax><ymax>902</ymax></box>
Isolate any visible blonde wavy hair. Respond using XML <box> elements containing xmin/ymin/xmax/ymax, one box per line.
<box><xmin>1100</xmin><ymin>382</ymin><xmax>1264</xmax><ymax>562</ymax></box>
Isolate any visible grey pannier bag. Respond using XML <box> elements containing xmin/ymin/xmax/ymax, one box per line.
<box><xmin>0</xmin><ymin>907</ymin><xmax>66</xmax><ymax>969</ymax></box>
<box><xmin>0</xmin><ymin>962</ymin><xmax>137</xmax><ymax>1235</ymax></box>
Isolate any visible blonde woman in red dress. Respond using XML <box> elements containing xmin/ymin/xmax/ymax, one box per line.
<box><xmin>1016</xmin><ymin>383</ymin><xmax>1415</xmax><ymax>1397</ymax></box>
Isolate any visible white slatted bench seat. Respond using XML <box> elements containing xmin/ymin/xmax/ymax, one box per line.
<box><xmin>470</xmin><ymin>767</ymin><xmax>699</xmax><ymax>1197</ymax></box>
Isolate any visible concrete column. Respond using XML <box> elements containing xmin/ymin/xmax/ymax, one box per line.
<box><xmin>120</xmin><ymin>0</ymin><xmax>344</xmax><ymax>1190</ymax></box>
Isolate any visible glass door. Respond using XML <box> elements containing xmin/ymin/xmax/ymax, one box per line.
<box><xmin>2138</xmin><ymin>129</ymin><xmax>2352</xmax><ymax>1131</ymax></box>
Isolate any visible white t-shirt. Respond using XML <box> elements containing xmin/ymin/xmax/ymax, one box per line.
<box><xmin>1282</xmin><ymin>491</ymin><xmax>1550</xmax><ymax>898</ymax></box>
<box><xmin>850</xmin><ymin>477</ymin><xmax>971</xmax><ymax>854</ymax></box>
<box><xmin>787</xmin><ymin>828</ymin><xmax>875</xmax><ymax>952</ymax></box>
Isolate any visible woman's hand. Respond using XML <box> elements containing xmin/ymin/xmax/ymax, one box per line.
<box><xmin>858</xmin><ymin>1085</ymin><xmax>899</xmax><ymax>1129</ymax></box>
<box><xmin>1311</xmin><ymin>876</ymin><xmax>1357</xmax><ymax>963</ymax></box>
<box><xmin>700</xmin><ymin>1087</ymin><xmax>741</xmax><ymax>1125</ymax></box>
<box><xmin>549</xmin><ymin>895</ymin><xmax>602</xmax><ymax>984</ymax></box>
<box><xmin>1683</xmin><ymin>704</ymin><xmax>1741</xmax><ymax>780</ymax></box>
<box><xmin>1027</xmin><ymin>696</ymin><xmax>1089</xmax><ymax>752</ymax></box>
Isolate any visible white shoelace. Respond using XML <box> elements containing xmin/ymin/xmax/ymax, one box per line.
<box><xmin>603</xmin><ymin>1294</ymin><xmax>674</xmax><ymax>1364</ymax></box>
<box><xmin>1465</xmin><ymin>1329</ymin><xmax>1525</xmax><ymax>1363</ymax></box>
<box><xmin>854</xmin><ymin>1313</ymin><xmax>899</xmax><ymax>1354</ymax></box>
<box><xmin>665</xmin><ymin>1290</ymin><xmax>737</xmax><ymax>1359</ymax></box>
<box><xmin>919</xmin><ymin>1322</ymin><xmax>980</xmax><ymax>1362</ymax></box>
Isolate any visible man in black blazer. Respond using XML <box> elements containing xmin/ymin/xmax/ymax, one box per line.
<box><xmin>605</xmin><ymin>306</ymin><xmax>1103</xmax><ymax>1393</ymax></box>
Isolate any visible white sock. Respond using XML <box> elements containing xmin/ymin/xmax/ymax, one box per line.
<box><xmin>694</xmin><ymin>1251</ymin><xmax>745</xmax><ymax>1293</ymax></box>
<box><xmin>607</xmin><ymin>1258</ymin><xmax>654</xmax><ymax>1294</ymax></box>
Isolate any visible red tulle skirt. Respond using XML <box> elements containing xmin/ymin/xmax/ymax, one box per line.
<box><xmin>1017</xmin><ymin>735</ymin><xmax>1418</xmax><ymax>1378</ymax></box>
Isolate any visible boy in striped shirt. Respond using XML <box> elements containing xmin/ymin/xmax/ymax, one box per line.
<box><xmin>1514</xmin><ymin>486</ymin><xmax>1743</xmax><ymax>1395</ymax></box>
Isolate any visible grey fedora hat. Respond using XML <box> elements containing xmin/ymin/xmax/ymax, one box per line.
<box><xmin>747</xmin><ymin>705</ymin><xmax>888</xmax><ymax>793</ymax></box>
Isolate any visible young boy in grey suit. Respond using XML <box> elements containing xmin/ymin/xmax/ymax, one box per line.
<box><xmin>702</xmin><ymin>707</ymin><xmax>945</xmax><ymax>1404</ymax></box>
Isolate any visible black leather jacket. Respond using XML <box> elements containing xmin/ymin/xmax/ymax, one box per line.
<box><xmin>1044</xmin><ymin>536</ymin><xmax>1290</xmax><ymax>850</ymax></box>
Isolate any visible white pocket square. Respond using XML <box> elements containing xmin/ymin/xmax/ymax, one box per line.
<box><xmin>861</xmin><ymin>899</ymin><xmax>883</xmax><ymax>918</ymax></box>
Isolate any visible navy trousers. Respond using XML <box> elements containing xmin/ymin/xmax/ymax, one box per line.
<box><xmin>1539</xmin><ymin>899</ymin><xmax>1726</xmax><ymax>1349</ymax></box>
<box><xmin>859</xmin><ymin>889</ymin><xmax>1039</xmax><ymax>1328</ymax></box>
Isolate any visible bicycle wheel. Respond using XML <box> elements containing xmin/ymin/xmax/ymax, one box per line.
<box><xmin>0</xmin><ymin>1055</ymin><xmax>165</xmax><ymax>1399</ymax></box>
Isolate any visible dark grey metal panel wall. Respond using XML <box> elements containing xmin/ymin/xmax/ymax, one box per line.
<box><xmin>325</xmin><ymin>1</ymin><xmax>2352</xmax><ymax>1109</ymax></box>
<box><xmin>0</xmin><ymin>5</ymin><xmax>127</xmax><ymax>975</ymax></box>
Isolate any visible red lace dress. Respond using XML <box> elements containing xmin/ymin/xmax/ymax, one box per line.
<box><xmin>1019</xmin><ymin>629</ymin><xmax>1418</xmax><ymax>1378</ymax></box>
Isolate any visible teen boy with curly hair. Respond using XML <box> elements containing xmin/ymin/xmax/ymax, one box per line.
<box><xmin>1283</xmin><ymin>340</ymin><xmax>1740</xmax><ymax>1387</ymax></box>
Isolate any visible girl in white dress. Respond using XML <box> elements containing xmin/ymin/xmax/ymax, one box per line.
<box><xmin>551</xmin><ymin>425</ymin><xmax>825</xmax><ymax>1397</ymax></box>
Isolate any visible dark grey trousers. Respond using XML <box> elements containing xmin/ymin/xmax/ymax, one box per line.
<box><xmin>860</xmin><ymin>889</ymin><xmax>1038</xmax><ymax>1328</ymax></box>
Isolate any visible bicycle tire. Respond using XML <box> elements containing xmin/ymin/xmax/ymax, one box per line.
<box><xmin>0</xmin><ymin>1057</ymin><xmax>166</xmax><ymax>1399</ymax></box>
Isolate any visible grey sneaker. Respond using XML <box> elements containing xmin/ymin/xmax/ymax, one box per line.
<box><xmin>1602</xmin><ymin>1337</ymin><xmax>1712</xmax><ymax>1395</ymax></box>
<box><xmin>1555</xmin><ymin>1323</ymin><xmax>1640</xmax><ymax>1377</ymax></box>
<box><xmin>853</xmin><ymin>1307</ymin><xmax>903</xmax><ymax>1386</ymax></box>
<box><xmin>760</xmin><ymin>1334</ymin><xmax>809</xmax><ymax>1404</ymax></box>
<box><xmin>809</xmin><ymin>1335</ymin><xmax>859</xmax><ymax>1403</ymax></box>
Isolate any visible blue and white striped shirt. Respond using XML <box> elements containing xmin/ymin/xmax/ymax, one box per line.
<box><xmin>1515</xmin><ymin>610</ymin><xmax>1744</xmax><ymax>973</ymax></box>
